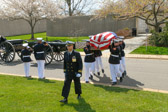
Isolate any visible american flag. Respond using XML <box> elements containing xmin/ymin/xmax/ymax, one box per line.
<box><xmin>90</xmin><ymin>32</ymin><xmax>118</xmax><ymax>50</ymax></box>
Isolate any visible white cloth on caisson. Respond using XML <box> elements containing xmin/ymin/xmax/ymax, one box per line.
<box><xmin>24</xmin><ymin>62</ymin><xmax>30</xmax><ymax>77</ymax></box>
<box><xmin>121</xmin><ymin>57</ymin><xmax>126</xmax><ymax>71</ymax></box>
<box><xmin>37</xmin><ymin>60</ymin><xmax>45</xmax><ymax>78</ymax></box>
<box><xmin>95</xmin><ymin>57</ymin><xmax>104</xmax><ymax>72</ymax></box>
<box><xmin>84</xmin><ymin>62</ymin><xmax>95</xmax><ymax>81</ymax></box>
<box><xmin>110</xmin><ymin>64</ymin><xmax>121</xmax><ymax>82</ymax></box>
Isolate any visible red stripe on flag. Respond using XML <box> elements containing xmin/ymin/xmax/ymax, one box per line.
<box><xmin>93</xmin><ymin>35</ymin><xmax>97</xmax><ymax>40</ymax></box>
<box><xmin>97</xmin><ymin>33</ymin><xmax>103</xmax><ymax>42</ymax></box>
<box><xmin>99</xmin><ymin>42</ymin><xmax>111</xmax><ymax>50</ymax></box>
<box><xmin>90</xmin><ymin>38</ymin><xmax>113</xmax><ymax>44</ymax></box>
<box><xmin>104</xmin><ymin>33</ymin><xmax>112</xmax><ymax>40</ymax></box>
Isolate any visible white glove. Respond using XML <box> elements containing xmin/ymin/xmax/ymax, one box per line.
<box><xmin>76</xmin><ymin>73</ymin><xmax>81</xmax><ymax>78</ymax></box>
<box><xmin>27</xmin><ymin>46</ymin><xmax>30</xmax><ymax>49</ymax></box>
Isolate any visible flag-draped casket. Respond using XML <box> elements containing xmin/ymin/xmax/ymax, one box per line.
<box><xmin>90</xmin><ymin>32</ymin><xmax>118</xmax><ymax>50</ymax></box>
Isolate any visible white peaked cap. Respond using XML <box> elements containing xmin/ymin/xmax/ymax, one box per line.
<box><xmin>23</xmin><ymin>43</ymin><xmax>28</xmax><ymax>47</ymax></box>
<box><xmin>37</xmin><ymin>38</ymin><xmax>43</xmax><ymax>41</ymax></box>
<box><xmin>118</xmin><ymin>36</ymin><xmax>125</xmax><ymax>39</ymax></box>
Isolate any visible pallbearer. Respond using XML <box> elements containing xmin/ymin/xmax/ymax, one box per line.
<box><xmin>119</xmin><ymin>36</ymin><xmax>127</xmax><ymax>76</ymax></box>
<box><xmin>118</xmin><ymin>38</ymin><xmax>124</xmax><ymax>81</ymax></box>
<box><xmin>83</xmin><ymin>40</ymin><xmax>95</xmax><ymax>83</ymax></box>
<box><xmin>34</xmin><ymin>38</ymin><xmax>48</xmax><ymax>79</ymax></box>
<box><xmin>109</xmin><ymin>39</ymin><xmax>122</xmax><ymax>85</ymax></box>
<box><xmin>94</xmin><ymin>50</ymin><xmax>105</xmax><ymax>76</ymax></box>
<box><xmin>60</xmin><ymin>41</ymin><xmax>83</xmax><ymax>103</ymax></box>
<box><xmin>21</xmin><ymin>43</ymin><xmax>32</xmax><ymax>78</ymax></box>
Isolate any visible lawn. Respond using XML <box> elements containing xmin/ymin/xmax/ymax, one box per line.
<box><xmin>6</xmin><ymin>32</ymin><xmax>89</xmax><ymax>42</ymax></box>
<box><xmin>0</xmin><ymin>75</ymin><xmax>168</xmax><ymax>112</ymax></box>
<box><xmin>131</xmin><ymin>46</ymin><xmax>168</xmax><ymax>55</ymax></box>
<box><xmin>6</xmin><ymin>32</ymin><xmax>87</xmax><ymax>52</ymax></box>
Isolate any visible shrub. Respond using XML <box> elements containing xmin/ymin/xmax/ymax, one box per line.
<box><xmin>116</xmin><ymin>28</ymin><xmax>132</xmax><ymax>38</ymax></box>
<box><xmin>149</xmin><ymin>23</ymin><xmax>168</xmax><ymax>47</ymax></box>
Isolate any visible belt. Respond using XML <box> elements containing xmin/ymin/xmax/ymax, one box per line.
<box><xmin>23</xmin><ymin>55</ymin><xmax>30</xmax><ymax>58</ymax></box>
<box><xmin>86</xmin><ymin>53</ymin><xmax>93</xmax><ymax>56</ymax></box>
<box><xmin>36</xmin><ymin>51</ymin><xmax>44</xmax><ymax>54</ymax></box>
<box><xmin>111</xmin><ymin>54</ymin><xmax>119</xmax><ymax>57</ymax></box>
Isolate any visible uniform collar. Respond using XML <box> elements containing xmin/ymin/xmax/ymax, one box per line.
<box><xmin>68</xmin><ymin>50</ymin><xmax>74</xmax><ymax>54</ymax></box>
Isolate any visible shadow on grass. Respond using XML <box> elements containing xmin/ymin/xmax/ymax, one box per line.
<box><xmin>24</xmin><ymin>77</ymin><xmax>36</xmax><ymax>80</ymax></box>
<box><xmin>38</xmin><ymin>79</ymin><xmax>55</xmax><ymax>83</ymax></box>
<box><xmin>61</xmin><ymin>98</ymin><xmax>96</xmax><ymax>112</ymax></box>
<box><xmin>92</xmin><ymin>74</ymin><xmax>144</xmax><ymax>93</ymax></box>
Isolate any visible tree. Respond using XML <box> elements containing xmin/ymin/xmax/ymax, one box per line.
<box><xmin>55</xmin><ymin>0</ymin><xmax>96</xmax><ymax>16</ymax></box>
<box><xmin>0</xmin><ymin>0</ymin><xmax>61</xmax><ymax>39</ymax></box>
<box><xmin>94</xmin><ymin>0</ymin><xmax>168</xmax><ymax>32</ymax></box>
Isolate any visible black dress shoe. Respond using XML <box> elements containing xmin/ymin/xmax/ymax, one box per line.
<box><xmin>102</xmin><ymin>69</ymin><xmax>105</xmax><ymax>73</ymax></box>
<box><xmin>112</xmin><ymin>82</ymin><xmax>117</xmax><ymax>85</ymax></box>
<box><xmin>120</xmin><ymin>77</ymin><xmax>123</xmax><ymax>82</ymax></box>
<box><xmin>60</xmin><ymin>98</ymin><xmax>68</xmax><ymax>103</ymax></box>
<box><xmin>89</xmin><ymin>75</ymin><xmax>93</xmax><ymax>80</ymax></box>
<box><xmin>77</xmin><ymin>94</ymin><xmax>81</xmax><ymax>99</ymax></box>
<box><xmin>122</xmin><ymin>73</ymin><xmax>125</xmax><ymax>78</ymax></box>
<box><xmin>97</xmin><ymin>72</ymin><xmax>100</xmax><ymax>76</ymax></box>
<box><xmin>85</xmin><ymin>81</ymin><xmax>89</xmax><ymax>83</ymax></box>
<box><xmin>124</xmin><ymin>71</ymin><xmax>127</xmax><ymax>76</ymax></box>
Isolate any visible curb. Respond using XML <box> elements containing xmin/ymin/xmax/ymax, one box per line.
<box><xmin>1</xmin><ymin>73</ymin><xmax>168</xmax><ymax>94</ymax></box>
<box><xmin>80</xmin><ymin>52</ymin><xmax>168</xmax><ymax>60</ymax></box>
<box><xmin>126</xmin><ymin>54</ymin><xmax>168</xmax><ymax>60</ymax></box>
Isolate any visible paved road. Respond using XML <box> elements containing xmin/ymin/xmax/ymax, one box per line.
<box><xmin>103</xmin><ymin>34</ymin><xmax>149</xmax><ymax>54</ymax></box>
<box><xmin>0</xmin><ymin>55</ymin><xmax>168</xmax><ymax>91</ymax></box>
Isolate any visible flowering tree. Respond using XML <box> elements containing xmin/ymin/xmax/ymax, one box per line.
<box><xmin>0</xmin><ymin>0</ymin><xmax>62</xmax><ymax>39</ymax></box>
<box><xmin>95</xmin><ymin>0</ymin><xmax>168</xmax><ymax>32</ymax></box>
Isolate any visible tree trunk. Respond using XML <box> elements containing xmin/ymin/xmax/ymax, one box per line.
<box><xmin>154</xmin><ymin>25</ymin><xmax>160</xmax><ymax>32</ymax></box>
<box><xmin>31</xmin><ymin>26</ymin><xmax>35</xmax><ymax>40</ymax></box>
<box><xmin>66</xmin><ymin>0</ymin><xmax>73</xmax><ymax>16</ymax></box>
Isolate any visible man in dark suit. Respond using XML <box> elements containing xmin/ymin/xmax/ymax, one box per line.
<box><xmin>60</xmin><ymin>41</ymin><xmax>83</xmax><ymax>103</ymax></box>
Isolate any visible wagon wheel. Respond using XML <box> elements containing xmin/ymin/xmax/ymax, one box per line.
<box><xmin>54</xmin><ymin>51</ymin><xmax>64</xmax><ymax>62</ymax></box>
<box><xmin>0</xmin><ymin>41</ymin><xmax>15</xmax><ymax>63</ymax></box>
<box><xmin>44</xmin><ymin>44</ymin><xmax>53</xmax><ymax>65</ymax></box>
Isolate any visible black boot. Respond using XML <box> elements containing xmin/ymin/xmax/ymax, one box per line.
<box><xmin>60</xmin><ymin>98</ymin><xmax>68</xmax><ymax>103</ymax></box>
<box><xmin>85</xmin><ymin>81</ymin><xmax>89</xmax><ymax>83</ymax></box>
<box><xmin>120</xmin><ymin>77</ymin><xmax>123</xmax><ymax>82</ymax></box>
<box><xmin>122</xmin><ymin>73</ymin><xmax>125</xmax><ymax>78</ymax></box>
<box><xmin>97</xmin><ymin>72</ymin><xmax>100</xmax><ymax>76</ymax></box>
<box><xmin>89</xmin><ymin>75</ymin><xmax>93</xmax><ymax>80</ymax></box>
<box><xmin>77</xmin><ymin>94</ymin><xmax>81</xmax><ymax>99</ymax></box>
<box><xmin>102</xmin><ymin>69</ymin><xmax>105</xmax><ymax>73</ymax></box>
<box><xmin>124</xmin><ymin>71</ymin><xmax>127</xmax><ymax>76</ymax></box>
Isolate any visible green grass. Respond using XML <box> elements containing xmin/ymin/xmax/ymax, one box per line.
<box><xmin>0</xmin><ymin>75</ymin><xmax>168</xmax><ymax>112</ymax></box>
<box><xmin>6</xmin><ymin>32</ymin><xmax>89</xmax><ymax>42</ymax></box>
<box><xmin>131</xmin><ymin>46</ymin><xmax>168</xmax><ymax>55</ymax></box>
<box><xmin>75</xmin><ymin>49</ymin><xmax>83</xmax><ymax>52</ymax></box>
